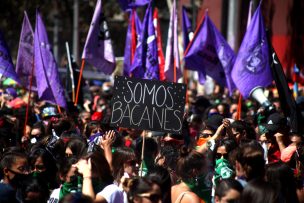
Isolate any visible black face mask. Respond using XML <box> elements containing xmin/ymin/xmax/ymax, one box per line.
<box><xmin>8</xmin><ymin>169</ymin><xmax>28</xmax><ymax>188</ymax></box>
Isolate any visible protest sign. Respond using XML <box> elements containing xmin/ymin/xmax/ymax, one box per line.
<box><xmin>111</xmin><ymin>76</ymin><xmax>186</xmax><ymax>134</ymax></box>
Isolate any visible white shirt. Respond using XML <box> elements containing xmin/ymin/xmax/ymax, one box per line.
<box><xmin>48</xmin><ymin>188</ymin><xmax>60</xmax><ymax>203</ymax></box>
<box><xmin>97</xmin><ymin>184</ymin><xmax>124</xmax><ymax>203</ymax></box>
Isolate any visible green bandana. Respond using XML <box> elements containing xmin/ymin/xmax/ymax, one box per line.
<box><xmin>184</xmin><ymin>174</ymin><xmax>212</xmax><ymax>203</ymax></box>
<box><xmin>32</xmin><ymin>171</ymin><xmax>39</xmax><ymax>178</ymax></box>
<box><xmin>59</xmin><ymin>182</ymin><xmax>77</xmax><ymax>200</ymax></box>
<box><xmin>59</xmin><ymin>176</ymin><xmax>81</xmax><ymax>200</ymax></box>
<box><xmin>214</xmin><ymin>158</ymin><xmax>234</xmax><ymax>185</ymax></box>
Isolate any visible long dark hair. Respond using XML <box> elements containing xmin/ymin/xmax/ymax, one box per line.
<box><xmin>112</xmin><ymin>147</ymin><xmax>136</xmax><ymax>182</ymax></box>
<box><xmin>85</xmin><ymin>150</ymin><xmax>113</xmax><ymax>185</ymax></box>
<box><xmin>213</xmin><ymin>138</ymin><xmax>237</xmax><ymax>165</ymax></box>
<box><xmin>126</xmin><ymin>177</ymin><xmax>160</xmax><ymax>203</ymax></box>
<box><xmin>266</xmin><ymin>162</ymin><xmax>299</xmax><ymax>203</ymax></box>
<box><xmin>28</xmin><ymin>147</ymin><xmax>58</xmax><ymax>189</ymax></box>
<box><xmin>148</xmin><ymin>166</ymin><xmax>172</xmax><ymax>203</ymax></box>
<box><xmin>65</xmin><ymin>137</ymin><xmax>88</xmax><ymax>160</ymax></box>
<box><xmin>235</xmin><ymin>141</ymin><xmax>265</xmax><ymax>181</ymax></box>
<box><xmin>240</xmin><ymin>179</ymin><xmax>279</xmax><ymax>203</ymax></box>
<box><xmin>176</xmin><ymin>146</ymin><xmax>205</xmax><ymax>181</ymax></box>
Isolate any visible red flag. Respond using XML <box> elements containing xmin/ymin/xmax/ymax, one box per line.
<box><xmin>131</xmin><ymin>9</ymin><xmax>139</xmax><ymax>65</ymax></box>
<box><xmin>153</xmin><ymin>9</ymin><xmax>165</xmax><ymax>81</ymax></box>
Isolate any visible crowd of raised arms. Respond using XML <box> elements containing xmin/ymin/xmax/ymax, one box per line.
<box><xmin>0</xmin><ymin>80</ymin><xmax>303</xmax><ymax>203</ymax></box>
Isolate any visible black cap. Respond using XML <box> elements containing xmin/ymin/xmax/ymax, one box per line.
<box><xmin>205</xmin><ymin>114</ymin><xmax>224</xmax><ymax>131</ymax></box>
<box><xmin>264</xmin><ymin>112</ymin><xmax>287</xmax><ymax>132</ymax></box>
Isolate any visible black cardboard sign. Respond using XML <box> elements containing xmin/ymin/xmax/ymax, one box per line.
<box><xmin>110</xmin><ymin>76</ymin><xmax>186</xmax><ymax>134</ymax></box>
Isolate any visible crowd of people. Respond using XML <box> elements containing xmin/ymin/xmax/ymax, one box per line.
<box><xmin>0</xmin><ymin>78</ymin><xmax>304</xmax><ymax>203</ymax></box>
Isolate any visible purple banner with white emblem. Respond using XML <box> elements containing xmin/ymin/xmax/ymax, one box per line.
<box><xmin>231</xmin><ymin>4</ymin><xmax>273</xmax><ymax>98</ymax></box>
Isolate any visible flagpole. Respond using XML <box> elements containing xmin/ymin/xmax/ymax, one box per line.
<box><xmin>236</xmin><ymin>94</ymin><xmax>242</xmax><ymax>120</ymax></box>
<box><xmin>184</xmin><ymin>13</ymin><xmax>205</xmax><ymax>56</ymax></box>
<box><xmin>184</xmin><ymin>69</ymin><xmax>189</xmax><ymax>110</ymax></box>
<box><xmin>74</xmin><ymin>59</ymin><xmax>85</xmax><ymax>106</ymax></box>
<box><xmin>139</xmin><ymin>131</ymin><xmax>146</xmax><ymax>177</ymax></box>
<box><xmin>23</xmin><ymin>58</ymin><xmax>35</xmax><ymax>137</ymax></box>
<box><xmin>65</xmin><ymin>42</ymin><xmax>76</xmax><ymax>102</ymax></box>
<box><xmin>173</xmin><ymin>59</ymin><xmax>177</xmax><ymax>83</ymax></box>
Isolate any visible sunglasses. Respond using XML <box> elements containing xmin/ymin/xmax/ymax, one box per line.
<box><xmin>226</xmin><ymin>199</ymin><xmax>238</xmax><ymax>203</ymax></box>
<box><xmin>215</xmin><ymin>152</ymin><xmax>229</xmax><ymax>160</ymax></box>
<box><xmin>200</xmin><ymin>133</ymin><xmax>213</xmax><ymax>138</ymax></box>
<box><xmin>137</xmin><ymin>193</ymin><xmax>161</xmax><ymax>203</ymax></box>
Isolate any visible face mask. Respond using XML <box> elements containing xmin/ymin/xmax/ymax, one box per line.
<box><xmin>196</xmin><ymin>137</ymin><xmax>209</xmax><ymax>146</ymax></box>
<box><xmin>184</xmin><ymin>174</ymin><xmax>212</xmax><ymax>203</ymax></box>
<box><xmin>31</xmin><ymin>170</ymin><xmax>48</xmax><ymax>179</ymax></box>
<box><xmin>258</xmin><ymin>125</ymin><xmax>267</xmax><ymax>135</ymax></box>
<box><xmin>30</xmin><ymin>136</ymin><xmax>43</xmax><ymax>144</ymax></box>
<box><xmin>31</xmin><ymin>171</ymin><xmax>39</xmax><ymax>178</ymax></box>
<box><xmin>30</xmin><ymin>138</ymin><xmax>37</xmax><ymax>144</ymax></box>
<box><xmin>59</xmin><ymin>176</ymin><xmax>79</xmax><ymax>200</ymax></box>
<box><xmin>8</xmin><ymin>169</ymin><xmax>28</xmax><ymax>188</ymax></box>
<box><xmin>214</xmin><ymin>158</ymin><xmax>234</xmax><ymax>185</ymax></box>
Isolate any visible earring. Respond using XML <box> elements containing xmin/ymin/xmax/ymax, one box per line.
<box><xmin>195</xmin><ymin>176</ymin><xmax>198</xmax><ymax>186</ymax></box>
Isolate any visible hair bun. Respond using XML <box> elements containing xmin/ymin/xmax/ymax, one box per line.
<box><xmin>179</xmin><ymin>145</ymin><xmax>191</xmax><ymax>157</ymax></box>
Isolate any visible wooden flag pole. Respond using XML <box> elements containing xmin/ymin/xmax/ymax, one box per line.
<box><xmin>184</xmin><ymin>69</ymin><xmax>189</xmax><ymax>110</ymax></box>
<box><xmin>173</xmin><ymin>59</ymin><xmax>177</xmax><ymax>83</ymax></box>
<box><xmin>74</xmin><ymin>59</ymin><xmax>85</xmax><ymax>106</ymax></box>
<box><xmin>139</xmin><ymin>131</ymin><xmax>146</xmax><ymax>177</ymax></box>
<box><xmin>236</xmin><ymin>94</ymin><xmax>242</xmax><ymax>120</ymax></box>
<box><xmin>57</xmin><ymin>105</ymin><xmax>62</xmax><ymax>114</ymax></box>
<box><xmin>23</xmin><ymin>59</ymin><xmax>35</xmax><ymax>137</ymax></box>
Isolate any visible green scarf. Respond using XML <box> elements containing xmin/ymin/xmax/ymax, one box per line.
<box><xmin>184</xmin><ymin>174</ymin><xmax>212</xmax><ymax>203</ymax></box>
<box><xmin>214</xmin><ymin>158</ymin><xmax>234</xmax><ymax>186</ymax></box>
<box><xmin>59</xmin><ymin>176</ymin><xmax>81</xmax><ymax>200</ymax></box>
<box><xmin>59</xmin><ymin>182</ymin><xmax>77</xmax><ymax>200</ymax></box>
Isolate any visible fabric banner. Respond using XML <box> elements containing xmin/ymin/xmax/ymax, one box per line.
<box><xmin>34</xmin><ymin>10</ymin><xmax>67</xmax><ymax>108</ymax></box>
<box><xmin>82</xmin><ymin>0</ymin><xmax>116</xmax><ymax>74</ymax></box>
<box><xmin>16</xmin><ymin>11</ymin><xmax>36</xmax><ymax>90</ymax></box>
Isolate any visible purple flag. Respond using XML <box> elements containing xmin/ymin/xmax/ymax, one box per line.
<box><xmin>184</xmin><ymin>12</ymin><xmax>236</xmax><ymax>92</ymax></box>
<box><xmin>0</xmin><ymin>32</ymin><xmax>20</xmax><ymax>83</ymax></box>
<box><xmin>82</xmin><ymin>0</ymin><xmax>116</xmax><ymax>74</ymax></box>
<box><xmin>16</xmin><ymin>11</ymin><xmax>36</xmax><ymax>90</ymax></box>
<box><xmin>164</xmin><ymin>0</ymin><xmax>182</xmax><ymax>82</ymax></box>
<box><xmin>34</xmin><ymin>10</ymin><xmax>67</xmax><ymax>108</ymax></box>
<box><xmin>231</xmin><ymin>4</ymin><xmax>272</xmax><ymax>98</ymax></box>
<box><xmin>118</xmin><ymin>0</ymin><xmax>150</xmax><ymax>11</ymax></box>
<box><xmin>131</xmin><ymin>3</ymin><xmax>159</xmax><ymax>80</ymax></box>
<box><xmin>182</xmin><ymin>6</ymin><xmax>193</xmax><ymax>51</ymax></box>
<box><xmin>123</xmin><ymin>9</ymin><xmax>142</xmax><ymax>77</ymax></box>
